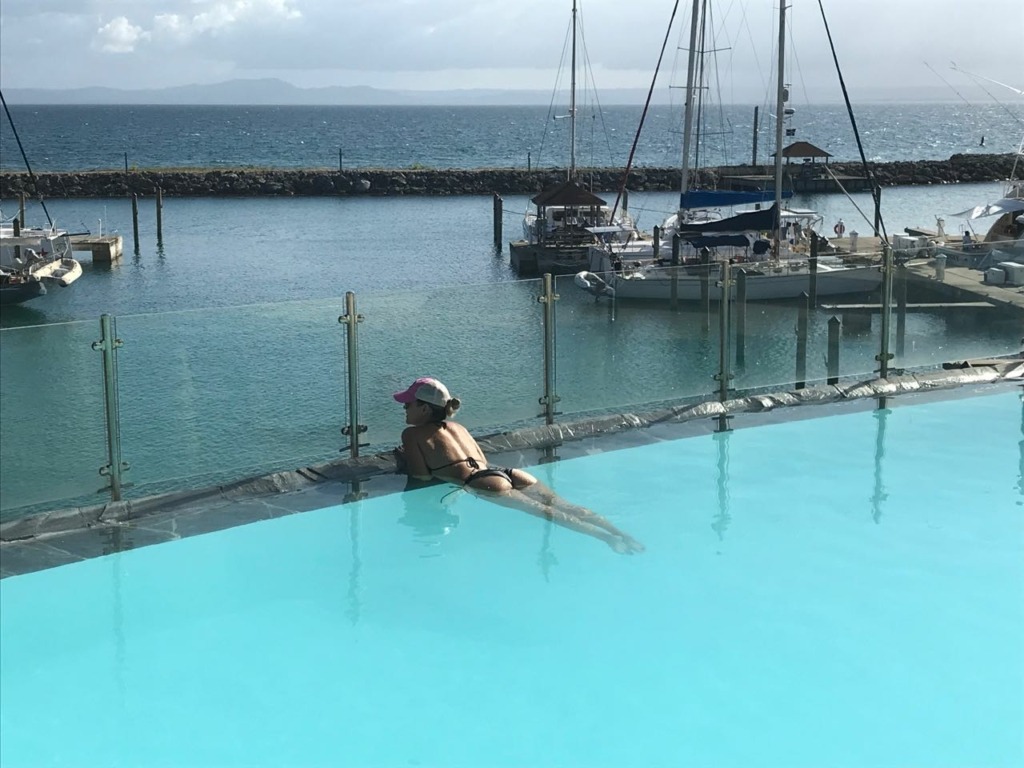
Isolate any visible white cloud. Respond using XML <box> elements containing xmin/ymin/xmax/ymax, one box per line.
<box><xmin>93</xmin><ymin>16</ymin><xmax>150</xmax><ymax>53</ymax></box>
<box><xmin>96</xmin><ymin>0</ymin><xmax>302</xmax><ymax>51</ymax></box>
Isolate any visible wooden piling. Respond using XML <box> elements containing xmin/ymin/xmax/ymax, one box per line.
<box><xmin>156</xmin><ymin>187</ymin><xmax>164</xmax><ymax>245</ymax></box>
<box><xmin>18</xmin><ymin>193</ymin><xmax>25</xmax><ymax>227</ymax></box>
<box><xmin>12</xmin><ymin>218</ymin><xmax>21</xmax><ymax>263</ymax></box>
<box><xmin>795</xmin><ymin>291</ymin><xmax>809</xmax><ymax>389</ymax></box>
<box><xmin>652</xmin><ymin>226</ymin><xmax>660</xmax><ymax>260</ymax></box>
<box><xmin>492</xmin><ymin>193</ymin><xmax>502</xmax><ymax>251</ymax></box>
<box><xmin>670</xmin><ymin>234</ymin><xmax>680</xmax><ymax>309</ymax></box>
<box><xmin>131</xmin><ymin>193</ymin><xmax>139</xmax><ymax>254</ymax></box>
<box><xmin>809</xmin><ymin>232</ymin><xmax>819</xmax><ymax>307</ymax></box>
<box><xmin>700</xmin><ymin>267</ymin><xmax>710</xmax><ymax>333</ymax></box>
<box><xmin>736</xmin><ymin>269</ymin><xmax>747</xmax><ymax>366</ymax></box>
<box><xmin>895</xmin><ymin>264</ymin><xmax>907</xmax><ymax>357</ymax></box>
<box><xmin>827</xmin><ymin>316</ymin><xmax>841</xmax><ymax>384</ymax></box>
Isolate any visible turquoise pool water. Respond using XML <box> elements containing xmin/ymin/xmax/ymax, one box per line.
<box><xmin>1</xmin><ymin>389</ymin><xmax>1022</xmax><ymax>767</ymax></box>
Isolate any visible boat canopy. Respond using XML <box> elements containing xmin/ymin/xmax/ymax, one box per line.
<box><xmin>680</xmin><ymin>189</ymin><xmax>790</xmax><ymax>209</ymax></box>
<box><xmin>678</xmin><ymin>204</ymin><xmax>779</xmax><ymax>235</ymax></box>
<box><xmin>950</xmin><ymin>197</ymin><xmax>1024</xmax><ymax>219</ymax></box>
<box><xmin>532</xmin><ymin>180</ymin><xmax>607</xmax><ymax>208</ymax></box>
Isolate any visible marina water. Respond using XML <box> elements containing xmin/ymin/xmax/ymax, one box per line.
<box><xmin>1</xmin><ymin>104</ymin><xmax>1022</xmax><ymax>515</ymax></box>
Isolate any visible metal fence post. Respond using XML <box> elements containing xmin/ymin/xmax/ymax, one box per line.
<box><xmin>876</xmin><ymin>243</ymin><xmax>894</xmax><ymax>381</ymax></box>
<box><xmin>735</xmin><ymin>268</ymin><xmax>747</xmax><ymax>366</ymax></box>
<box><xmin>92</xmin><ymin>314</ymin><xmax>129</xmax><ymax>501</ymax></box>
<box><xmin>715</xmin><ymin>261</ymin><xmax>733</xmax><ymax>432</ymax></box>
<box><xmin>338</xmin><ymin>291</ymin><xmax>367</xmax><ymax>457</ymax></box>
<box><xmin>537</xmin><ymin>273</ymin><xmax>561</xmax><ymax>425</ymax></box>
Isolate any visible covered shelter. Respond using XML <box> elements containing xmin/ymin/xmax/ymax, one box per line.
<box><xmin>771</xmin><ymin>141</ymin><xmax>832</xmax><ymax>167</ymax></box>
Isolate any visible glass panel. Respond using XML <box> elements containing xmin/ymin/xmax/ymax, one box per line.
<box><xmin>357</xmin><ymin>280</ymin><xmax>545</xmax><ymax>452</ymax></box>
<box><xmin>890</xmin><ymin>302</ymin><xmax>1023</xmax><ymax>371</ymax></box>
<box><xmin>0</xmin><ymin>321</ymin><xmax>109</xmax><ymax>517</ymax></box>
<box><xmin>732</xmin><ymin>296</ymin><xmax>881</xmax><ymax>394</ymax></box>
<box><xmin>115</xmin><ymin>299</ymin><xmax>348</xmax><ymax>497</ymax></box>
<box><xmin>554</xmin><ymin>272</ymin><xmax>721</xmax><ymax>416</ymax></box>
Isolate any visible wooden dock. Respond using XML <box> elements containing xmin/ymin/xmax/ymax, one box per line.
<box><xmin>69</xmin><ymin>234</ymin><xmax>123</xmax><ymax>263</ymax></box>
<box><xmin>904</xmin><ymin>261</ymin><xmax>1024</xmax><ymax>313</ymax></box>
<box><xmin>822</xmin><ymin>301</ymin><xmax>995</xmax><ymax>312</ymax></box>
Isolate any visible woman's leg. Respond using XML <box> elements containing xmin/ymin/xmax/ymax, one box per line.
<box><xmin>518</xmin><ymin>481</ymin><xmax>644</xmax><ymax>551</ymax></box>
<box><xmin>467</xmin><ymin>482</ymin><xmax>643</xmax><ymax>554</ymax></box>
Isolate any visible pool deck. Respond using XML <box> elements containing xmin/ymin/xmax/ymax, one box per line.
<box><xmin>2</xmin><ymin>362</ymin><xmax>1022</xmax><ymax>579</ymax></box>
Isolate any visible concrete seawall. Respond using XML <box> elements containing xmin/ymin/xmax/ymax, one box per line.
<box><xmin>0</xmin><ymin>153</ymin><xmax>1015</xmax><ymax>198</ymax></box>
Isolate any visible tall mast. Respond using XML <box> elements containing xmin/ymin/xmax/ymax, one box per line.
<box><xmin>569</xmin><ymin>0</ymin><xmax>578</xmax><ymax>181</ymax></box>
<box><xmin>773</xmin><ymin>0</ymin><xmax>787</xmax><ymax>245</ymax></box>
<box><xmin>678</xmin><ymin>0</ymin><xmax>702</xmax><ymax>208</ymax></box>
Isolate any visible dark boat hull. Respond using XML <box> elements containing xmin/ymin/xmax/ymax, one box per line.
<box><xmin>0</xmin><ymin>277</ymin><xmax>47</xmax><ymax>306</ymax></box>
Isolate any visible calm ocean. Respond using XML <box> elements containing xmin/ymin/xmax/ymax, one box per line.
<box><xmin>2</xmin><ymin>103</ymin><xmax>1021</xmax><ymax>172</ymax></box>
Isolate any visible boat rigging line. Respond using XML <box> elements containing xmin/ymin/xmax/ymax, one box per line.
<box><xmin>925</xmin><ymin>61</ymin><xmax>1024</xmax><ymax>130</ymax></box>
<box><xmin>0</xmin><ymin>89</ymin><xmax>53</xmax><ymax>227</ymax></box>
<box><xmin>611</xmin><ymin>0</ymin><xmax>682</xmax><ymax>220</ymax></box>
<box><xmin>814</xmin><ymin>0</ymin><xmax>887</xmax><ymax>243</ymax></box>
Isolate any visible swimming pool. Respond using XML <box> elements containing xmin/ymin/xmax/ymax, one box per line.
<box><xmin>1</xmin><ymin>387</ymin><xmax>1021</xmax><ymax>767</ymax></box>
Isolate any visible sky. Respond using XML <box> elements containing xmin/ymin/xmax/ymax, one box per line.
<box><xmin>0</xmin><ymin>0</ymin><xmax>1022</xmax><ymax>102</ymax></box>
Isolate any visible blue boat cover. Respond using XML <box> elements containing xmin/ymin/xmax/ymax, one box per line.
<box><xmin>678</xmin><ymin>204</ymin><xmax>779</xmax><ymax>235</ymax></box>
<box><xmin>680</xmin><ymin>189</ymin><xmax>791</xmax><ymax>208</ymax></box>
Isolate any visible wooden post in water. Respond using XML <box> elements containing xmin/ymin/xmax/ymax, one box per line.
<box><xmin>809</xmin><ymin>231</ymin><xmax>819</xmax><ymax>307</ymax></box>
<box><xmin>895</xmin><ymin>263</ymin><xmax>907</xmax><ymax>358</ymax></box>
<box><xmin>751</xmin><ymin>106</ymin><xmax>760</xmax><ymax>166</ymax></box>
<box><xmin>827</xmin><ymin>316</ymin><xmax>841</xmax><ymax>384</ymax></box>
<box><xmin>131</xmin><ymin>193</ymin><xmax>140</xmax><ymax>254</ymax></box>
<box><xmin>795</xmin><ymin>291</ymin><xmax>809</xmax><ymax>389</ymax></box>
<box><xmin>700</xmin><ymin>266</ymin><xmax>710</xmax><ymax>333</ymax></box>
<box><xmin>339</xmin><ymin>148</ymin><xmax>343</xmax><ymax>172</ymax></box>
<box><xmin>527</xmin><ymin>152</ymin><xmax>531</xmax><ymax>173</ymax></box>
<box><xmin>156</xmin><ymin>187</ymin><xmax>164</xmax><ymax>245</ymax></box>
<box><xmin>652</xmin><ymin>226</ymin><xmax>661</xmax><ymax>260</ymax></box>
<box><xmin>873</xmin><ymin>186</ymin><xmax>882</xmax><ymax>236</ymax></box>
<box><xmin>736</xmin><ymin>269</ymin><xmax>747</xmax><ymax>366</ymax></box>
<box><xmin>622</xmin><ymin>189</ymin><xmax>629</xmax><ymax>216</ymax></box>
<box><xmin>12</xmin><ymin>218</ymin><xmax>21</xmax><ymax>263</ymax></box>
<box><xmin>670</xmin><ymin>234</ymin><xmax>680</xmax><ymax>309</ymax></box>
<box><xmin>492</xmin><ymin>193</ymin><xmax>503</xmax><ymax>251</ymax></box>
<box><xmin>18</xmin><ymin>193</ymin><xmax>25</xmax><ymax>227</ymax></box>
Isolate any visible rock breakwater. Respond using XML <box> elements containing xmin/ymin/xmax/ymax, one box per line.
<box><xmin>1</xmin><ymin>154</ymin><xmax>1015</xmax><ymax>199</ymax></box>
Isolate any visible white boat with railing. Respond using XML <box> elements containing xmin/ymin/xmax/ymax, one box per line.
<box><xmin>575</xmin><ymin>0</ymin><xmax>882</xmax><ymax>303</ymax></box>
<box><xmin>0</xmin><ymin>219</ymin><xmax>83</xmax><ymax>305</ymax></box>
<box><xmin>508</xmin><ymin>0</ymin><xmax>637</xmax><ymax>276</ymax></box>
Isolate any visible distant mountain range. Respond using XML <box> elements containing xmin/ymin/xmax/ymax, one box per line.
<box><xmin>2</xmin><ymin>78</ymin><xmax>967</xmax><ymax>106</ymax></box>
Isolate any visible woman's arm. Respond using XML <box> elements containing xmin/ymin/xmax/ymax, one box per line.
<box><xmin>400</xmin><ymin>428</ymin><xmax>433</xmax><ymax>481</ymax></box>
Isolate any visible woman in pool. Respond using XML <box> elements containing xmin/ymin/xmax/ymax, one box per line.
<box><xmin>393</xmin><ymin>377</ymin><xmax>644</xmax><ymax>554</ymax></box>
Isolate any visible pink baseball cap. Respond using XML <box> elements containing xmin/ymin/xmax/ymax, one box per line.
<box><xmin>393</xmin><ymin>377</ymin><xmax>451</xmax><ymax>407</ymax></box>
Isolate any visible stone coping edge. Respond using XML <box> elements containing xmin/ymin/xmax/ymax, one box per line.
<box><xmin>2</xmin><ymin>360</ymin><xmax>1020</xmax><ymax>544</ymax></box>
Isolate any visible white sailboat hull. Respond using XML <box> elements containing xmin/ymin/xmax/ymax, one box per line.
<box><xmin>596</xmin><ymin>263</ymin><xmax>882</xmax><ymax>302</ymax></box>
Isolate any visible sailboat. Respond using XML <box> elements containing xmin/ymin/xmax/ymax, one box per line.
<box><xmin>577</xmin><ymin>0</ymin><xmax>884</xmax><ymax>301</ymax></box>
<box><xmin>0</xmin><ymin>218</ymin><xmax>83</xmax><ymax>306</ymax></box>
<box><xmin>508</xmin><ymin>0</ymin><xmax>638</xmax><ymax>277</ymax></box>
<box><xmin>0</xmin><ymin>91</ymin><xmax>84</xmax><ymax>306</ymax></box>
